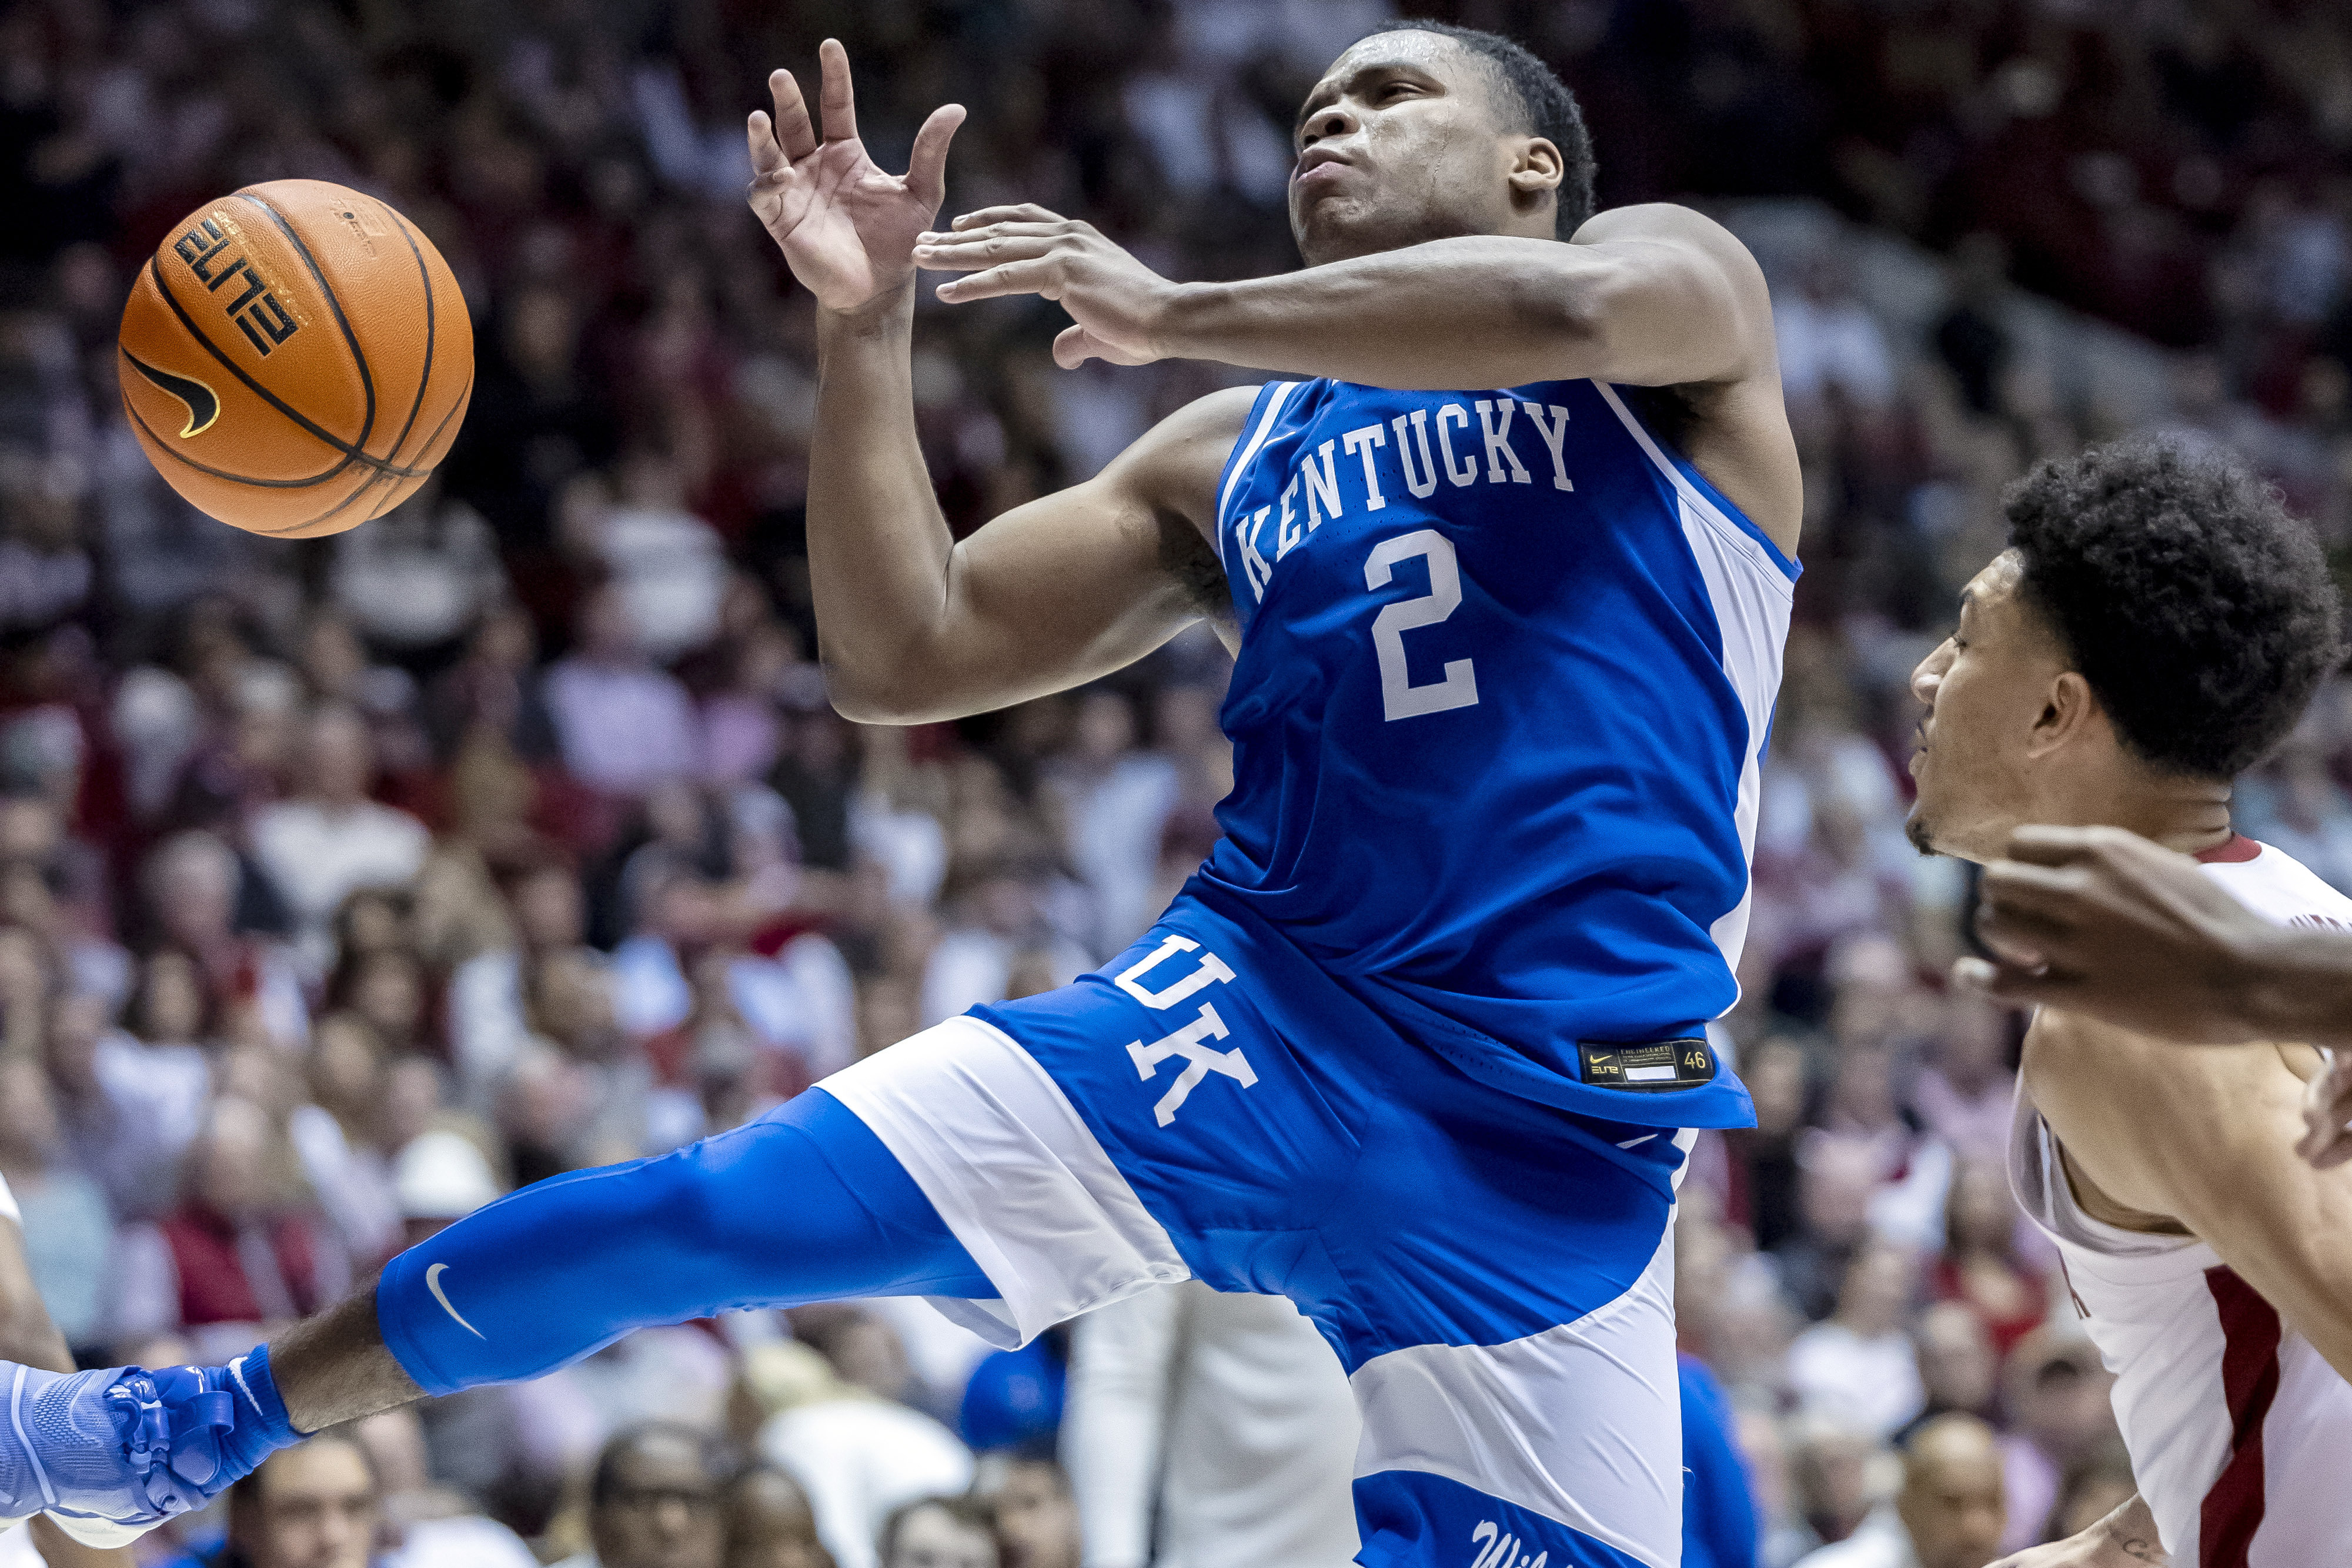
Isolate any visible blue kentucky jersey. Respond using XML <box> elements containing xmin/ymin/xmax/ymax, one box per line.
<box><xmin>1189</xmin><ymin>375</ymin><xmax>1797</xmax><ymax>1129</ymax></box>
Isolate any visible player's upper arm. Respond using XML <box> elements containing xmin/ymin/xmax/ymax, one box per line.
<box><xmin>2099</xmin><ymin>1036</ymin><xmax>2352</xmax><ymax>1383</ymax></box>
<box><xmin>1553</xmin><ymin>205</ymin><xmax>1775</xmax><ymax>390</ymax></box>
<box><xmin>837</xmin><ymin>385</ymin><xmax>1253</xmax><ymax>724</ymax></box>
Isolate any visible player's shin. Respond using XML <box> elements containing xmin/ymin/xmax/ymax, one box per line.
<box><xmin>375</xmin><ymin>1088</ymin><xmax>985</xmax><ymax>1396</ymax></box>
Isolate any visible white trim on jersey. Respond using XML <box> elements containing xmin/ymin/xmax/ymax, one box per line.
<box><xmin>1592</xmin><ymin>382</ymin><xmax>1793</xmax><ymax>981</ymax></box>
<box><xmin>1217</xmin><ymin>382</ymin><xmax>1302</xmax><ymax>574</ymax></box>
<box><xmin>819</xmin><ymin>1015</ymin><xmax>1191</xmax><ymax>1348</ymax></box>
<box><xmin>1347</xmin><ymin>1211</ymin><xmax>1682</xmax><ymax>1568</ymax></box>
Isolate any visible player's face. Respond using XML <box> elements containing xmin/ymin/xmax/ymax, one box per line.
<box><xmin>1905</xmin><ymin>552</ymin><xmax>2072</xmax><ymax>863</ymax></box>
<box><xmin>1289</xmin><ymin>33</ymin><xmax>1558</xmax><ymax>266</ymax></box>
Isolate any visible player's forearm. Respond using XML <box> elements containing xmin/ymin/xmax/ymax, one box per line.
<box><xmin>2236</xmin><ymin>928</ymin><xmax>2352</xmax><ymax>1049</ymax></box>
<box><xmin>808</xmin><ymin>288</ymin><xmax>964</xmax><ymax>721</ymax></box>
<box><xmin>1151</xmin><ymin>236</ymin><xmax>1600</xmax><ymax>389</ymax></box>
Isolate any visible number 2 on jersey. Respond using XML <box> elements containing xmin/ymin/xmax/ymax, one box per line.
<box><xmin>1364</xmin><ymin>530</ymin><xmax>1480</xmax><ymax>721</ymax></box>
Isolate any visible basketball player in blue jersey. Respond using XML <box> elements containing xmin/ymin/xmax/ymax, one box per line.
<box><xmin>0</xmin><ymin>24</ymin><xmax>1799</xmax><ymax>1568</ymax></box>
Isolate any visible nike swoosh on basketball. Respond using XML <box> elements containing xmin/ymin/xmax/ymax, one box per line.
<box><xmin>119</xmin><ymin>349</ymin><xmax>220</xmax><ymax>439</ymax></box>
<box><xmin>425</xmin><ymin>1263</ymin><xmax>485</xmax><ymax>1339</ymax></box>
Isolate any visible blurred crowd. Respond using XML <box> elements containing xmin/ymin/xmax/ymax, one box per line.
<box><xmin>1</xmin><ymin>0</ymin><xmax>2351</xmax><ymax>1564</ymax></box>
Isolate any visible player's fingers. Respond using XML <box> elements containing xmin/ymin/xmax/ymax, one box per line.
<box><xmin>2298</xmin><ymin>1055</ymin><xmax>2352</xmax><ymax>1164</ymax></box>
<box><xmin>1053</xmin><ymin>323</ymin><xmax>1095</xmax><ymax>370</ymax></box>
<box><xmin>918</xmin><ymin>222</ymin><xmax>1070</xmax><ymax>245</ymax></box>
<box><xmin>936</xmin><ymin>258</ymin><xmax>1059</xmax><ymax>303</ymax></box>
<box><xmin>817</xmin><ymin>38</ymin><xmax>858</xmax><ymax>144</ymax></box>
<box><xmin>905</xmin><ymin>103</ymin><xmax>966</xmax><ymax>207</ymax></box>
<box><xmin>769</xmin><ymin>69</ymin><xmax>818</xmax><ymax>161</ymax></box>
<box><xmin>914</xmin><ymin>234</ymin><xmax>1058</xmax><ymax>271</ymax></box>
<box><xmin>951</xmin><ymin>203</ymin><xmax>1064</xmax><ymax>230</ymax></box>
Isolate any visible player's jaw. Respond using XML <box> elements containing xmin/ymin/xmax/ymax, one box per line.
<box><xmin>1905</xmin><ymin>553</ymin><xmax>2056</xmax><ymax>864</ymax></box>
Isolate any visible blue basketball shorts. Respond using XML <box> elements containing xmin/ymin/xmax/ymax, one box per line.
<box><xmin>823</xmin><ymin>892</ymin><xmax>1696</xmax><ymax>1568</ymax></box>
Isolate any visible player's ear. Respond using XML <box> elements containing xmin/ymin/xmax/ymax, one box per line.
<box><xmin>1506</xmin><ymin>136</ymin><xmax>1563</xmax><ymax>198</ymax></box>
<box><xmin>2027</xmin><ymin>670</ymin><xmax>2098</xmax><ymax>758</ymax></box>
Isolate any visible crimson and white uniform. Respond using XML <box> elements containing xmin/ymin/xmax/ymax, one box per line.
<box><xmin>2010</xmin><ymin>835</ymin><xmax>2352</xmax><ymax>1566</ymax></box>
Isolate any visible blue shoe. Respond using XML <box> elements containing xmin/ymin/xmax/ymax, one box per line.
<box><xmin>0</xmin><ymin>1350</ymin><xmax>298</xmax><ymax>1546</ymax></box>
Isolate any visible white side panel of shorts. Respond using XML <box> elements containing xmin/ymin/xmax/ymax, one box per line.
<box><xmin>1346</xmin><ymin>1219</ymin><xmax>1682</xmax><ymax>1568</ymax></box>
<box><xmin>820</xmin><ymin>1015</ymin><xmax>1191</xmax><ymax>1349</ymax></box>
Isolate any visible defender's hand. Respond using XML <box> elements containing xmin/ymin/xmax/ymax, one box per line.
<box><xmin>1954</xmin><ymin>824</ymin><xmax>2270</xmax><ymax>1044</ymax></box>
<box><xmin>917</xmin><ymin>206</ymin><xmax>1182</xmax><ymax>367</ymax></box>
<box><xmin>2299</xmin><ymin>1047</ymin><xmax>2352</xmax><ymax>1168</ymax></box>
<box><xmin>746</xmin><ymin>40</ymin><xmax>965</xmax><ymax>315</ymax></box>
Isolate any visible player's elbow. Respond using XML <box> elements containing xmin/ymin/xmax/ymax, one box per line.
<box><xmin>821</xmin><ymin>651</ymin><xmax>946</xmax><ymax>726</ymax></box>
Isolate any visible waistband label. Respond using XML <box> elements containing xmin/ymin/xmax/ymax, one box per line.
<box><xmin>1578</xmin><ymin>1038</ymin><xmax>1716</xmax><ymax>1092</ymax></box>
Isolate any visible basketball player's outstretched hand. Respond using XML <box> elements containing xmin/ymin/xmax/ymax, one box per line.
<box><xmin>745</xmin><ymin>39</ymin><xmax>965</xmax><ymax>314</ymax></box>
<box><xmin>1956</xmin><ymin>824</ymin><xmax>2272</xmax><ymax>1044</ymax></box>
<box><xmin>914</xmin><ymin>207</ymin><xmax>1179</xmax><ymax>368</ymax></box>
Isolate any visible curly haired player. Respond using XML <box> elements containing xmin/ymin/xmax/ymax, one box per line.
<box><xmin>1903</xmin><ymin>440</ymin><xmax>2352</xmax><ymax>1567</ymax></box>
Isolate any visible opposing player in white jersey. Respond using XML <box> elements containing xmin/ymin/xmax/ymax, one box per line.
<box><xmin>1903</xmin><ymin>438</ymin><xmax>2352</xmax><ymax>1567</ymax></box>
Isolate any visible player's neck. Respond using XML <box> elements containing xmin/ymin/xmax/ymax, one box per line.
<box><xmin>2043</xmin><ymin>758</ymin><xmax>2233</xmax><ymax>857</ymax></box>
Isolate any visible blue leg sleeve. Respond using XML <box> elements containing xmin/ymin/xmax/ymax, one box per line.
<box><xmin>376</xmin><ymin>1088</ymin><xmax>990</xmax><ymax>1396</ymax></box>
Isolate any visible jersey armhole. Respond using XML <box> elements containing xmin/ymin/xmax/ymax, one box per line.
<box><xmin>1595</xmin><ymin>381</ymin><xmax>1801</xmax><ymax>584</ymax></box>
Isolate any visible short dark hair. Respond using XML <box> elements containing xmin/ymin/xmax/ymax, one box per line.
<box><xmin>1359</xmin><ymin>20</ymin><xmax>1595</xmax><ymax>238</ymax></box>
<box><xmin>589</xmin><ymin>1421</ymin><xmax>737</xmax><ymax>1507</ymax></box>
<box><xmin>2004</xmin><ymin>438</ymin><xmax>2343</xmax><ymax>780</ymax></box>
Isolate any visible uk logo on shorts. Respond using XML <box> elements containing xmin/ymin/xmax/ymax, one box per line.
<box><xmin>1113</xmin><ymin>935</ymin><xmax>1255</xmax><ymax>1127</ymax></box>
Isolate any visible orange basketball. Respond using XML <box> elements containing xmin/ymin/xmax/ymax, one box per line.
<box><xmin>116</xmin><ymin>179</ymin><xmax>473</xmax><ymax>539</ymax></box>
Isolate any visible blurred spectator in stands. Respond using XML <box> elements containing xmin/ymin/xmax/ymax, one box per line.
<box><xmin>1773</xmin><ymin>1134</ymin><xmax>1882</xmax><ymax>1322</ymax></box>
<box><xmin>1788</xmin><ymin>1419</ymin><xmax>1877</xmax><ymax>1558</ymax></box>
<box><xmin>551</xmin><ymin>1423</ymin><xmax>733</xmax><ymax>1568</ymax></box>
<box><xmin>1792</xmin><ymin>1415</ymin><xmax>2004</xmax><ymax>1568</ymax></box>
<box><xmin>45</xmin><ymin>988</ymin><xmax>206</xmax><ymax>1222</ymax></box>
<box><xmin>725</xmin><ymin>1466</ymin><xmax>834</xmax><ymax>1568</ymax></box>
<box><xmin>250</xmin><ymin>705</ymin><xmax>430</xmax><ymax>978</ymax></box>
<box><xmin>1898</xmin><ymin>1303</ymin><xmax>1999</xmax><ymax>1446</ymax></box>
<box><xmin>547</xmin><ymin>586</ymin><xmax>700</xmax><ymax>800</ymax></box>
<box><xmin>178</xmin><ymin>1432</ymin><xmax>382</xmax><ymax>1568</ymax></box>
<box><xmin>979</xmin><ymin>1460</ymin><xmax>1076</xmax><ymax>1568</ymax></box>
<box><xmin>330</xmin><ymin>477</ymin><xmax>507</xmax><ymax>667</ymax></box>
<box><xmin>112</xmin><ymin>1094</ymin><xmax>349</xmax><ymax>1352</ymax></box>
<box><xmin>919</xmin><ymin>861</ymin><xmax>1090</xmax><ymax>1029</ymax></box>
<box><xmin>353</xmin><ymin>1407</ymin><xmax>541</xmax><ymax>1568</ymax></box>
<box><xmin>1789</xmin><ymin>1241</ymin><xmax>1926</xmax><ymax>1440</ymax></box>
<box><xmin>141</xmin><ymin>831</ymin><xmax>306</xmax><ymax>1048</ymax></box>
<box><xmin>1063</xmin><ymin>1281</ymin><xmax>1357</xmax><ymax>1568</ymax></box>
<box><xmin>583</xmin><ymin>452</ymin><xmax>728</xmax><ymax>666</ymax></box>
<box><xmin>1774</xmin><ymin>255</ymin><xmax>1897</xmax><ymax>419</ymax></box>
<box><xmin>425</xmin><ymin>604</ymin><xmax>562</xmax><ymax>766</ymax></box>
<box><xmin>0</xmin><ymin>1057</ymin><xmax>108</xmax><ymax>1349</ymax></box>
<box><xmin>739</xmin><ymin>1342</ymin><xmax>973</xmax><ymax>1568</ymax></box>
<box><xmin>1930</xmin><ymin>1160</ymin><xmax>2046</xmax><ymax>1360</ymax></box>
<box><xmin>874</xmin><ymin>1499</ymin><xmax>995</xmax><ymax>1568</ymax></box>
<box><xmin>2238</xmin><ymin>737</ymin><xmax>2352</xmax><ymax>893</ymax></box>
<box><xmin>1995</xmin><ymin>1332</ymin><xmax>2121</xmax><ymax>1556</ymax></box>
<box><xmin>1045</xmin><ymin>690</ymin><xmax>1176</xmax><ymax>955</ymax></box>
<box><xmin>1909</xmin><ymin>999</ymin><xmax>2013</xmax><ymax>1167</ymax></box>
<box><xmin>288</xmin><ymin>1011</ymin><xmax>402</xmax><ymax>1266</ymax></box>
<box><xmin>1932</xmin><ymin>235</ymin><xmax>2013</xmax><ymax>420</ymax></box>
